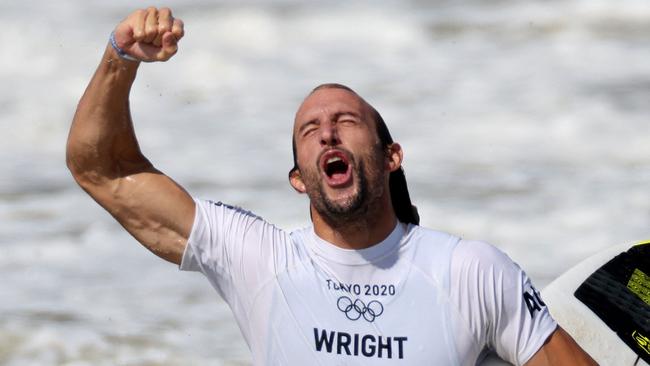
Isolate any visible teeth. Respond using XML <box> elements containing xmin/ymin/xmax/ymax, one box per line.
<box><xmin>326</xmin><ymin>157</ymin><xmax>343</xmax><ymax>164</ymax></box>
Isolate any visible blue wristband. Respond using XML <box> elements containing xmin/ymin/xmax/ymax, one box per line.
<box><xmin>109</xmin><ymin>31</ymin><xmax>140</xmax><ymax>62</ymax></box>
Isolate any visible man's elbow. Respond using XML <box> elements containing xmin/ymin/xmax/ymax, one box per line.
<box><xmin>66</xmin><ymin>145</ymin><xmax>112</xmax><ymax>193</ymax></box>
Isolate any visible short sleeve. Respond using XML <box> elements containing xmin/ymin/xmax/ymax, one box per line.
<box><xmin>180</xmin><ymin>198</ymin><xmax>288</xmax><ymax>310</ymax></box>
<box><xmin>449</xmin><ymin>240</ymin><xmax>557</xmax><ymax>365</ymax></box>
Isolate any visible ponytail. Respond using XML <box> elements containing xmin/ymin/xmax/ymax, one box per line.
<box><xmin>389</xmin><ymin>167</ymin><xmax>419</xmax><ymax>225</ymax></box>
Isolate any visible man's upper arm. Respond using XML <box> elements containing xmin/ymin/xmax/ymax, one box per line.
<box><xmin>524</xmin><ymin>326</ymin><xmax>597</xmax><ymax>366</ymax></box>
<box><xmin>453</xmin><ymin>242</ymin><xmax>596</xmax><ymax>365</ymax></box>
<box><xmin>84</xmin><ymin>165</ymin><xmax>195</xmax><ymax>265</ymax></box>
<box><xmin>451</xmin><ymin>240</ymin><xmax>558</xmax><ymax>363</ymax></box>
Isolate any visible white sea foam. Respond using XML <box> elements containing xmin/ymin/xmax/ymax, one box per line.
<box><xmin>1</xmin><ymin>0</ymin><xmax>648</xmax><ymax>363</ymax></box>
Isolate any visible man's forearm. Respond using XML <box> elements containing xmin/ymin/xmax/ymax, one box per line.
<box><xmin>66</xmin><ymin>45</ymin><xmax>148</xmax><ymax>186</ymax></box>
<box><xmin>525</xmin><ymin>327</ymin><xmax>597</xmax><ymax>366</ymax></box>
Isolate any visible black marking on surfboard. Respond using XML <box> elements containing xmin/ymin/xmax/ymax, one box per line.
<box><xmin>575</xmin><ymin>241</ymin><xmax>650</xmax><ymax>364</ymax></box>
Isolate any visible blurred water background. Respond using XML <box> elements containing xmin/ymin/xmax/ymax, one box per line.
<box><xmin>0</xmin><ymin>0</ymin><xmax>648</xmax><ymax>364</ymax></box>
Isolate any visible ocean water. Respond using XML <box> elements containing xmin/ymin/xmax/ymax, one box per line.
<box><xmin>1</xmin><ymin>0</ymin><xmax>648</xmax><ymax>364</ymax></box>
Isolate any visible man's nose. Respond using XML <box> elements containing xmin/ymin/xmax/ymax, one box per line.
<box><xmin>320</xmin><ymin>122</ymin><xmax>340</xmax><ymax>146</ymax></box>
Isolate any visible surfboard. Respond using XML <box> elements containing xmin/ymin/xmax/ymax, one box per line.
<box><xmin>482</xmin><ymin>241</ymin><xmax>650</xmax><ymax>365</ymax></box>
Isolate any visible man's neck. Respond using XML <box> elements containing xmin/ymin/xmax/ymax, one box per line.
<box><xmin>311</xmin><ymin>203</ymin><xmax>398</xmax><ymax>250</ymax></box>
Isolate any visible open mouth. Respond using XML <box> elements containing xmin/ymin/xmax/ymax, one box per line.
<box><xmin>325</xmin><ymin>156</ymin><xmax>348</xmax><ymax>177</ymax></box>
<box><xmin>320</xmin><ymin>150</ymin><xmax>352</xmax><ymax>186</ymax></box>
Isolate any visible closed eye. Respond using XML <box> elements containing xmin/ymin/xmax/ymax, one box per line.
<box><xmin>299</xmin><ymin>120</ymin><xmax>319</xmax><ymax>137</ymax></box>
<box><xmin>338</xmin><ymin>118</ymin><xmax>357</xmax><ymax>125</ymax></box>
<box><xmin>336</xmin><ymin>112</ymin><xmax>360</xmax><ymax>126</ymax></box>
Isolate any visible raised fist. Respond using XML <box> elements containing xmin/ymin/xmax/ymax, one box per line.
<box><xmin>112</xmin><ymin>7</ymin><xmax>184</xmax><ymax>62</ymax></box>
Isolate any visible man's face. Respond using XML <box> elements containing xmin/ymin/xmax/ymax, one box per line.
<box><xmin>292</xmin><ymin>87</ymin><xmax>387</xmax><ymax>224</ymax></box>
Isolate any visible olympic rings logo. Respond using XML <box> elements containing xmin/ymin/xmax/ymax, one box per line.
<box><xmin>336</xmin><ymin>296</ymin><xmax>384</xmax><ymax>322</ymax></box>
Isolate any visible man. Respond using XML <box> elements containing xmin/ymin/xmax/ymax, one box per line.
<box><xmin>67</xmin><ymin>7</ymin><xmax>597</xmax><ymax>366</ymax></box>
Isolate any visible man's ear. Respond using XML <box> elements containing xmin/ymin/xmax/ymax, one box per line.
<box><xmin>386</xmin><ymin>143</ymin><xmax>403</xmax><ymax>173</ymax></box>
<box><xmin>289</xmin><ymin>168</ymin><xmax>307</xmax><ymax>193</ymax></box>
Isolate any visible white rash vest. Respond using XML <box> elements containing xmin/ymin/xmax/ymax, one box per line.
<box><xmin>180</xmin><ymin>199</ymin><xmax>557</xmax><ymax>365</ymax></box>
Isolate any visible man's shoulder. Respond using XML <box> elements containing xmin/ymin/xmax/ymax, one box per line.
<box><xmin>401</xmin><ymin>225</ymin><xmax>462</xmax><ymax>277</ymax></box>
<box><xmin>197</xmin><ymin>198</ymin><xmax>264</xmax><ymax>221</ymax></box>
<box><xmin>286</xmin><ymin>225</ymin><xmax>314</xmax><ymax>245</ymax></box>
<box><xmin>454</xmin><ymin>239</ymin><xmax>516</xmax><ymax>266</ymax></box>
<box><xmin>406</xmin><ymin>226</ymin><xmax>519</xmax><ymax>275</ymax></box>
<box><xmin>450</xmin><ymin>238</ymin><xmax>525</xmax><ymax>284</ymax></box>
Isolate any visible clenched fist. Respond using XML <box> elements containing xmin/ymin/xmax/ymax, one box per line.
<box><xmin>112</xmin><ymin>7</ymin><xmax>184</xmax><ymax>62</ymax></box>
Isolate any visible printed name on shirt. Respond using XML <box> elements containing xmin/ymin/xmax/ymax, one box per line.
<box><xmin>523</xmin><ymin>286</ymin><xmax>546</xmax><ymax>317</ymax></box>
<box><xmin>313</xmin><ymin>328</ymin><xmax>407</xmax><ymax>359</ymax></box>
<box><xmin>325</xmin><ymin>279</ymin><xmax>396</xmax><ymax>296</ymax></box>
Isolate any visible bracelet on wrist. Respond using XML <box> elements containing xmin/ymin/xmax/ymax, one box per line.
<box><xmin>109</xmin><ymin>31</ymin><xmax>140</xmax><ymax>62</ymax></box>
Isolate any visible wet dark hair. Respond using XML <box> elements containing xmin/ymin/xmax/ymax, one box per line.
<box><xmin>290</xmin><ymin>83</ymin><xmax>419</xmax><ymax>225</ymax></box>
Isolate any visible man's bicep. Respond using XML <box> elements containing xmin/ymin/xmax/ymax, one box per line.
<box><xmin>450</xmin><ymin>240</ymin><xmax>558</xmax><ymax>363</ymax></box>
<box><xmin>89</xmin><ymin>168</ymin><xmax>195</xmax><ymax>265</ymax></box>
<box><xmin>524</xmin><ymin>326</ymin><xmax>597</xmax><ymax>366</ymax></box>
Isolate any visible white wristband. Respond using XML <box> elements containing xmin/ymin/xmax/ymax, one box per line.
<box><xmin>109</xmin><ymin>31</ymin><xmax>140</xmax><ymax>62</ymax></box>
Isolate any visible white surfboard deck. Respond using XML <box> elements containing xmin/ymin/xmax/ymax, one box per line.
<box><xmin>481</xmin><ymin>242</ymin><xmax>648</xmax><ymax>365</ymax></box>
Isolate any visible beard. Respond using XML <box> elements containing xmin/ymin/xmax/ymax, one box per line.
<box><xmin>301</xmin><ymin>144</ymin><xmax>385</xmax><ymax>227</ymax></box>
<box><xmin>316</xmin><ymin>160</ymin><xmax>368</xmax><ymax>221</ymax></box>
